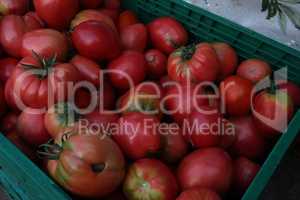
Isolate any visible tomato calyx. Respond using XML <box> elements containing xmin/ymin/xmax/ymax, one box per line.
<box><xmin>181</xmin><ymin>44</ymin><xmax>196</xmax><ymax>61</ymax></box>
<box><xmin>37</xmin><ymin>139</ymin><xmax>63</xmax><ymax>160</ymax></box>
<box><xmin>55</xmin><ymin>102</ymin><xmax>81</xmax><ymax>126</ymax></box>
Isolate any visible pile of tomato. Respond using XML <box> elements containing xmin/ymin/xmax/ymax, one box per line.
<box><xmin>0</xmin><ymin>0</ymin><xmax>299</xmax><ymax>200</ymax></box>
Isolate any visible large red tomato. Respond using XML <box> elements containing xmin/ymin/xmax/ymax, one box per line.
<box><xmin>123</xmin><ymin>159</ymin><xmax>179</xmax><ymax>200</ymax></box>
<box><xmin>72</xmin><ymin>21</ymin><xmax>121</xmax><ymax>61</ymax></box>
<box><xmin>113</xmin><ymin>112</ymin><xmax>161</xmax><ymax>160</ymax></box>
<box><xmin>80</xmin><ymin>0</ymin><xmax>103</xmax><ymax>9</ymax></box>
<box><xmin>177</xmin><ymin>188</ymin><xmax>221</xmax><ymax>200</ymax></box>
<box><xmin>120</xmin><ymin>23</ymin><xmax>148</xmax><ymax>52</ymax></box>
<box><xmin>17</xmin><ymin>108</ymin><xmax>51</xmax><ymax>146</ymax></box>
<box><xmin>118</xmin><ymin>10</ymin><xmax>139</xmax><ymax>31</ymax></box>
<box><xmin>0</xmin><ymin>58</ymin><xmax>18</xmax><ymax>83</ymax></box>
<box><xmin>220</xmin><ymin>76</ymin><xmax>253</xmax><ymax>116</ymax></box>
<box><xmin>168</xmin><ymin>43</ymin><xmax>220</xmax><ymax>83</ymax></box>
<box><xmin>0</xmin><ymin>112</ymin><xmax>18</xmax><ymax>133</ymax></box>
<box><xmin>145</xmin><ymin>49</ymin><xmax>167</xmax><ymax>79</ymax></box>
<box><xmin>108</xmin><ymin>51</ymin><xmax>146</xmax><ymax>90</ymax></box>
<box><xmin>278</xmin><ymin>81</ymin><xmax>300</xmax><ymax>107</ymax></box>
<box><xmin>177</xmin><ymin>148</ymin><xmax>233</xmax><ymax>194</ymax></box>
<box><xmin>44</xmin><ymin>132</ymin><xmax>125</xmax><ymax>198</ymax></box>
<box><xmin>0</xmin><ymin>0</ymin><xmax>29</xmax><ymax>15</ymax></box>
<box><xmin>0</xmin><ymin>13</ymin><xmax>44</xmax><ymax>58</ymax></box>
<box><xmin>33</xmin><ymin>0</ymin><xmax>79</xmax><ymax>30</ymax></box>
<box><xmin>148</xmin><ymin>17</ymin><xmax>188</xmax><ymax>54</ymax></box>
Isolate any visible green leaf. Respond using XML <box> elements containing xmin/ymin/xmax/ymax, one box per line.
<box><xmin>262</xmin><ymin>0</ymin><xmax>270</xmax><ymax>11</ymax></box>
<box><xmin>279</xmin><ymin>10</ymin><xmax>288</xmax><ymax>34</ymax></box>
<box><xmin>280</xmin><ymin>4</ymin><xmax>300</xmax><ymax>29</ymax></box>
<box><xmin>279</xmin><ymin>0</ymin><xmax>300</xmax><ymax>4</ymax></box>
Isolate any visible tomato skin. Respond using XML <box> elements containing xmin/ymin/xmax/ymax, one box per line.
<box><xmin>104</xmin><ymin>0</ymin><xmax>120</xmax><ymax>10</ymax></box>
<box><xmin>98</xmin><ymin>8</ymin><xmax>119</xmax><ymax>23</ymax></box>
<box><xmin>0</xmin><ymin>0</ymin><xmax>29</xmax><ymax>15</ymax></box>
<box><xmin>0</xmin><ymin>112</ymin><xmax>18</xmax><ymax>133</ymax></box>
<box><xmin>108</xmin><ymin>51</ymin><xmax>146</xmax><ymax>90</ymax></box>
<box><xmin>220</xmin><ymin>76</ymin><xmax>253</xmax><ymax>117</ymax></box>
<box><xmin>123</xmin><ymin>159</ymin><xmax>179</xmax><ymax>200</ymax></box>
<box><xmin>253</xmin><ymin>90</ymin><xmax>294</xmax><ymax>137</ymax></box>
<box><xmin>80</xmin><ymin>0</ymin><xmax>103</xmax><ymax>9</ymax></box>
<box><xmin>178</xmin><ymin>148</ymin><xmax>233</xmax><ymax>194</ymax></box>
<box><xmin>177</xmin><ymin>187</ymin><xmax>221</xmax><ymax>200</ymax></box>
<box><xmin>33</xmin><ymin>0</ymin><xmax>79</xmax><ymax>30</ymax></box>
<box><xmin>120</xmin><ymin>23</ymin><xmax>148</xmax><ymax>52</ymax></box>
<box><xmin>0</xmin><ymin>58</ymin><xmax>18</xmax><ymax>83</ymax></box>
<box><xmin>0</xmin><ymin>83</ymin><xmax>6</xmax><ymax>116</ymax></box>
<box><xmin>17</xmin><ymin>108</ymin><xmax>51</xmax><ymax>146</ymax></box>
<box><xmin>145</xmin><ymin>49</ymin><xmax>167</xmax><ymax>79</ymax></box>
<box><xmin>118</xmin><ymin>10</ymin><xmax>139</xmax><ymax>31</ymax></box>
<box><xmin>148</xmin><ymin>17</ymin><xmax>188</xmax><ymax>54</ymax></box>
<box><xmin>72</xmin><ymin>21</ymin><xmax>121</xmax><ymax>62</ymax></box>
<box><xmin>113</xmin><ymin>112</ymin><xmax>161</xmax><ymax>160</ymax></box>
<box><xmin>278</xmin><ymin>81</ymin><xmax>300</xmax><ymax>107</ymax></box>
<box><xmin>168</xmin><ymin>43</ymin><xmax>220</xmax><ymax>83</ymax></box>
<box><xmin>212</xmin><ymin>42</ymin><xmax>238</xmax><ymax>80</ymax></box>
<box><xmin>237</xmin><ymin>59</ymin><xmax>272</xmax><ymax>83</ymax></box>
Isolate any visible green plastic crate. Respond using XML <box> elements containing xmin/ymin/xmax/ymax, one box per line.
<box><xmin>1</xmin><ymin>0</ymin><xmax>300</xmax><ymax>199</ymax></box>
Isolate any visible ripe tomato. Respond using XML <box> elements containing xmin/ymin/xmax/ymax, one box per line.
<box><xmin>17</xmin><ymin>108</ymin><xmax>51</xmax><ymax>146</ymax></box>
<box><xmin>113</xmin><ymin>112</ymin><xmax>161</xmax><ymax>160</ymax></box>
<box><xmin>70</xmin><ymin>9</ymin><xmax>116</xmax><ymax>32</ymax></box>
<box><xmin>278</xmin><ymin>81</ymin><xmax>300</xmax><ymax>107</ymax></box>
<box><xmin>33</xmin><ymin>0</ymin><xmax>79</xmax><ymax>30</ymax></box>
<box><xmin>253</xmin><ymin>90</ymin><xmax>294</xmax><ymax>137</ymax></box>
<box><xmin>120</xmin><ymin>23</ymin><xmax>148</xmax><ymax>52</ymax></box>
<box><xmin>178</xmin><ymin>148</ymin><xmax>233</xmax><ymax>194</ymax></box>
<box><xmin>220</xmin><ymin>76</ymin><xmax>253</xmax><ymax>116</ymax></box>
<box><xmin>212</xmin><ymin>42</ymin><xmax>238</xmax><ymax>80</ymax></box>
<box><xmin>72</xmin><ymin>21</ymin><xmax>121</xmax><ymax>61</ymax></box>
<box><xmin>108</xmin><ymin>51</ymin><xmax>146</xmax><ymax>90</ymax></box>
<box><xmin>168</xmin><ymin>43</ymin><xmax>220</xmax><ymax>83</ymax></box>
<box><xmin>104</xmin><ymin>0</ymin><xmax>120</xmax><ymax>10</ymax></box>
<box><xmin>98</xmin><ymin>8</ymin><xmax>119</xmax><ymax>23</ymax></box>
<box><xmin>123</xmin><ymin>159</ymin><xmax>179</xmax><ymax>200</ymax></box>
<box><xmin>118</xmin><ymin>10</ymin><xmax>139</xmax><ymax>31</ymax></box>
<box><xmin>0</xmin><ymin>112</ymin><xmax>18</xmax><ymax>133</ymax></box>
<box><xmin>148</xmin><ymin>17</ymin><xmax>188</xmax><ymax>54</ymax></box>
<box><xmin>177</xmin><ymin>188</ymin><xmax>221</xmax><ymax>200</ymax></box>
<box><xmin>0</xmin><ymin>0</ymin><xmax>29</xmax><ymax>15</ymax></box>
<box><xmin>237</xmin><ymin>59</ymin><xmax>272</xmax><ymax>83</ymax></box>
<box><xmin>45</xmin><ymin>132</ymin><xmax>125</xmax><ymax>198</ymax></box>
<box><xmin>145</xmin><ymin>49</ymin><xmax>167</xmax><ymax>79</ymax></box>
<box><xmin>80</xmin><ymin>0</ymin><xmax>103</xmax><ymax>9</ymax></box>
<box><xmin>0</xmin><ymin>58</ymin><xmax>18</xmax><ymax>83</ymax></box>
<box><xmin>21</xmin><ymin>29</ymin><xmax>69</xmax><ymax>61</ymax></box>
<box><xmin>0</xmin><ymin>13</ymin><xmax>43</xmax><ymax>58</ymax></box>
<box><xmin>230</xmin><ymin>116</ymin><xmax>267</xmax><ymax>160</ymax></box>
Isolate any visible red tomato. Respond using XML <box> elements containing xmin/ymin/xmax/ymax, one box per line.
<box><xmin>230</xmin><ymin>116</ymin><xmax>267</xmax><ymax>160</ymax></box>
<box><xmin>72</xmin><ymin>21</ymin><xmax>121</xmax><ymax>61</ymax></box>
<box><xmin>237</xmin><ymin>59</ymin><xmax>272</xmax><ymax>83</ymax></box>
<box><xmin>120</xmin><ymin>23</ymin><xmax>148</xmax><ymax>52</ymax></box>
<box><xmin>0</xmin><ymin>58</ymin><xmax>18</xmax><ymax>83</ymax></box>
<box><xmin>74</xmin><ymin>88</ymin><xmax>92</xmax><ymax>109</ymax></box>
<box><xmin>168</xmin><ymin>43</ymin><xmax>220</xmax><ymax>83</ymax></box>
<box><xmin>148</xmin><ymin>17</ymin><xmax>188</xmax><ymax>54</ymax></box>
<box><xmin>104</xmin><ymin>0</ymin><xmax>120</xmax><ymax>10</ymax></box>
<box><xmin>253</xmin><ymin>90</ymin><xmax>294</xmax><ymax>137</ymax></box>
<box><xmin>80</xmin><ymin>0</ymin><xmax>103</xmax><ymax>9</ymax></box>
<box><xmin>0</xmin><ymin>0</ymin><xmax>29</xmax><ymax>15</ymax></box>
<box><xmin>45</xmin><ymin>132</ymin><xmax>125</xmax><ymax>198</ymax></box>
<box><xmin>118</xmin><ymin>10</ymin><xmax>139</xmax><ymax>31</ymax></box>
<box><xmin>98</xmin><ymin>8</ymin><xmax>119</xmax><ymax>23</ymax></box>
<box><xmin>177</xmin><ymin>187</ymin><xmax>221</xmax><ymax>200</ymax></box>
<box><xmin>220</xmin><ymin>76</ymin><xmax>253</xmax><ymax>116</ymax></box>
<box><xmin>113</xmin><ymin>112</ymin><xmax>161</xmax><ymax>160</ymax></box>
<box><xmin>33</xmin><ymin>0</ymin><xmax>79</xmax><ymax>30</ymax></box>
<box><xmin>21</xmin><ymin>29</ymin><xmax>69</xmax><ymax>61</ymax></box>
<box><xmin>123</xmin><ymin>159</ymin><xmax>179</xmax><ymax>200</ymax></box>
<box><xmin>0</xmin><ymin>14</ymin><xmax>43</xmax><ymax>58</ymax></box>
<box><xmin>212</xmin><ymin>42</ymin><xmax>238</xmax><ymax>80</ymax></box>
<box><xmin>70</xmin><ymin>9</ymin><xmax>116</xmax><ymax>32</ymax></box>
<box><xmin>0</xmin><ymin>83</ymin><xmax>6</xmax><ymax>116</ymax></box>
<box><xmin>145</xmin><ymin>49</ymin><xmax>167</xmax><ymax>79</ymax></box>
<box><xmin>17</xmin><ymin>108</ymin><xmax>51</xmax><ymax>146</ymax></box>
<box><xmin>278</xmin><ymin>81</ymin><xmax>300</xmax><ymax>107</ymax></box>
<box><xmin>178</xmin><ymin>148</ymin><xmax>233</xmax><ymax>194</ymax></box>
<box><xmin>233</xmin><ymin>157</ymin><xmax>260</xmax><ymax>195</ymax></box>
<box><xmin>100</xmin><ymin>81</ymin><xmax>117</xmax><ymax>110</ymax></box>
<box><xmin>108</xmin><ymin>51</ymin><xmax>146</xmax><ymax>90</ymax></box>
<box><xmin>0</xmin><ymin>112</ymin><xmax>18</xmax><ymax>133</ymax></box>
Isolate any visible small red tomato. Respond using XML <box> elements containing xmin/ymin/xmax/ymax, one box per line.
<box><xmin>220</xmin><ymin>76</ymin><xmax>253</xmax><ymax>117</ymax></box>
<box><xmin>278</xmin><ymin>81</ymin><xmax>300</xmax><ymax>107</ymax></box>
<box><xmin>118</xmin><ymin>10</ymin><xmax>139</xmax><ymax>31</ymax></box>
<box><xmin>233</xmin><ymin>157</ymin><xmax>260</xmax><ymax>195</ymax></box>
<box><xmin>145</xmin><ymin>49</ymin><xmax>167</xmax><ymax>79</ymax></box>
<box><xmin>168</xmin><ymin>43</ymin><xmax>220</xmax><ymax>83</ymax></box>
<box><xmin>178</xmin><ymin>148</ymin><xmax>233</xmax><ymax>194</ymax></box>
<box><xmin>120</xmin><ymin>23</ymin><xmax>148</xmax><ymax>52</ymax></box>
<box><xmin>212</xmin><ymin>42</ymin><xmax>238</xmax><ymax>80</ymax></box>
<box><xmin>0</xmin><ymin>112</ymin><xmax>18</xmax><ymax>133</ymax></box>
<box><xmin>80</xmin><ymin>0</ymin><xmax>103</xmax><ymax>9</ymax></box>
<box><xmin>0</xmin><ymin>0</ymin><xmax>29</xmax><ymax>15</ymax></box>
<box><xmin>104</xmin><ymin>0</ymin><xmax>120</xmax><ymax>10</ymax></box>
<box><xmin>148</xmin><ymin>17</ymin><xmax>188</xmax><ymax>54</ymax></box>
<box><xmin>72</xmin><ymin>21</ymin><xmax>121</xmax><ymax>61</ymax></box>
<box><xmin>33</xmin><ymin>0</ymin><xmax>79</xmax><ymax>30</ymax></box>
<box><xmin>113</xmin><ymin>112</ymin><xmax>161</xmax><ymax>160</ymax></box>
<box><xmin>108</xmin><ymin>51</ymin><xmax>146</xmax><ymax>90</ymax></box>
<box><xmin>230</xmin><ymin>116</ymin><xmax>267</xmax><ymax>160</ymax></box>
<box><xmin>123</xmin><ymin>159</ymin><xmax>179</xmax><ymax>200</ymax></box>
<box><xmin>17</xmin><ymin>108</ymin><xmax>51</xmax><ymax>146</ymax></box>
<box><xmin>0</xmin><ymin>58</ymin><xmax>18</xmax><ymax>83</ymax></box>
<box><xmin>237</xmin><ymin>59</ymin><xmax>272</xmax><ymax>83</ymax></box>
<box><xmin>177</xmin><ymin>187</ymin><xmax>222</xmax><ymax>200</ymax></box>
<box><xmin>253</xmin><ymin>90</ymin><xmax>294</xmax><ymax>137</ymax></box>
